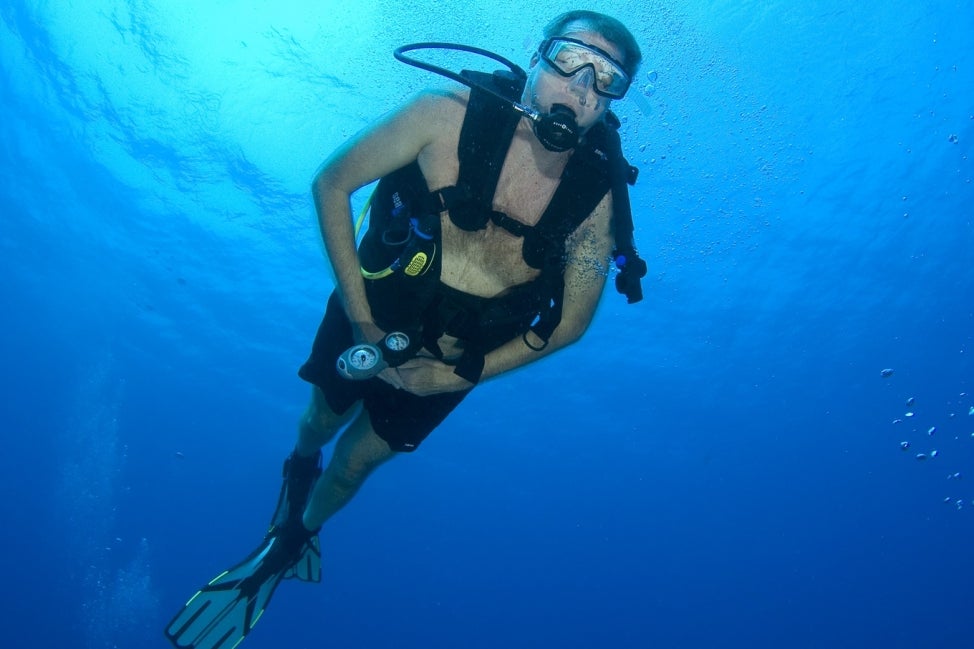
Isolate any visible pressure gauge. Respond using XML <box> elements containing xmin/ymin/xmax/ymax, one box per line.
<box><xmin>336</xmin><ymin>343</ymin><xmax>382</xmax><ymax>380</ymax></box>
<box><xmin>383</xmin><ymin>332</ymin><xmax>411</xmax><ymax>353</ymax></box>
<box><xmin>337</xmin><ymin>331</ymin><xmax>412</xmax><ymax>380</ymax></box>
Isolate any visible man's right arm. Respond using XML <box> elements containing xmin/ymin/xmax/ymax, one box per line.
<box><xmin>310</xmin><ymin>90</ymin><xmax>457</xmax><ymax>340</ymax></box>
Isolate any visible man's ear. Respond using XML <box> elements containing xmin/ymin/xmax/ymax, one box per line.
<box><xmin>528</xmin><ymin>52</ymin><xmax>539</xmax><ymax>68</ymax></box>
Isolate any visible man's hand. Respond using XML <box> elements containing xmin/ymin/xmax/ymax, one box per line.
<box><xmin>378</xmin><ymin>357</ymin><xmax>473</xmax><ymax>396</ymax></box>
<box><xmin>349</xmin><ymin>319</ymin><xmax>388</xmax><ymax>349</ymax></box>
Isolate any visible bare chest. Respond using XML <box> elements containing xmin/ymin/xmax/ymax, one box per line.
<box><xmin>419</xmin><ymin>129</ymin><xmax>566</xmax><ymax>297</ymax></box>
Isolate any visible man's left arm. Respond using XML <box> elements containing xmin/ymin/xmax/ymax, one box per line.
<box><xmin>394</xmin><ymin>194</ymin><xmax>615</xmax><ymax>394</ymax></box>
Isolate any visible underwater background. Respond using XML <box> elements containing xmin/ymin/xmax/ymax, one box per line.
<box><xmin>2</xmin><ymin>0</ymin><xmax>972</xmax><ymax>647</ymax></box>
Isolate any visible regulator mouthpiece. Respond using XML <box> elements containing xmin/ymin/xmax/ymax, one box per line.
<box><xmin>530</xmin><ymin>104</ymin><xmax>579</xmax><ymax>152</ymax></box>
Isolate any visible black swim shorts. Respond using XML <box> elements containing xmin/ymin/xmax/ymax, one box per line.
<box><xmin>297</xmin><ymin>291</ymin><xmax>472</xmax><ymax>452</ymax></box>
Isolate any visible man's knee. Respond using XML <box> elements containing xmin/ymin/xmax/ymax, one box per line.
<box><xmin>328</xmin><ymin>458</ymin><xmax>371</xmax><ymax>491</ymax></box>
<box><xmin>300</xmin><ymin>407</ymin><xmax>331</xmax><ymax>439</ymax></box>
<box><xmin>328</xmin><ymin>422</ymin><xmax>395</xmax><ymax>490</ymax></box>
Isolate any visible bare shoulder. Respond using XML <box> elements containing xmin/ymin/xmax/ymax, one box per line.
<box><xmin>398</xmin><ymin>86</ymin><xmax>469</xmax><ymax>139</ymax></box>
<box><xmin>413</xmin><ymin>86</ymin><xmax>469</xmax><ymax>188</ymax></box>
<box><xmin>418</xmin><ymin>85</ymin><xmax>469</xmax><ymax>113</ymax></box>
<box><xmin>316</xmin><ymin>86</ymin><xmax>469</xmax><ymax>191</ymax></box>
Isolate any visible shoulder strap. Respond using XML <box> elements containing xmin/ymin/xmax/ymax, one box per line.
<box><xmin>521</xmin><ymin>120</ymin><xmax>617</xmax><ymax>269</ymax></box>
<box><xmin>527</xmin><ymin>116</ymin><xmax>646</xmax><ymax>342</ymax></box>
<box><xmin>445</xmin><ymin>70</ymin><xmax>525</xmax><ymax>231</ymax></box>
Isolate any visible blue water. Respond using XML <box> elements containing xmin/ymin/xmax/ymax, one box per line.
<box><xmin>2</xmin><ymin>1</ymin><xmax>972</xmax><ymax>647</ymax></box>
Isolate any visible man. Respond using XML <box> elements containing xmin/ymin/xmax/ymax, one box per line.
<box><xmin>166</xmin><ymin>11</ymin><xmax>643</xmax><ymax>649</ymax></box>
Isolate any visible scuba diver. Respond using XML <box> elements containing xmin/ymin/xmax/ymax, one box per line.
<box><xmin>166</xmin><ymin>10</ymin><xmax>645</xmax><ymax>649</ymax></box>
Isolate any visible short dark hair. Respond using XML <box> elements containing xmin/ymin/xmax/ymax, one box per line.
<box><xmin>543</xmin><ymin>10</ymin><xmax>642</xmax><ymax>78</ymax></box>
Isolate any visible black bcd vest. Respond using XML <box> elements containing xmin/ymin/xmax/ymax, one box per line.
<box><xmin>359</xmin><ymin>69</ymin><xmax>644</xmax><ymax>358</ymax></box>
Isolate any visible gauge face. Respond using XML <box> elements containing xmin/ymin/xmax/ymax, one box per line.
<box><xmin>349</xmin><ymin>346</ymin><xmax>379</xmax><ymax>370</ymax></box>
<box><xmin>384</xmin><ymin>332</ymin><xmax>410</xmax><ymax>352</ymax></box>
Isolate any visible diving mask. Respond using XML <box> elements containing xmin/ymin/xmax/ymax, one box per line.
<box><xmin>539</xmin><ymin>37</ymin><xmax>631</xmax><ymax>99</ymax></box>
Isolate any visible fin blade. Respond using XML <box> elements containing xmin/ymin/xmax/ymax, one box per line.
<box><xmin>165</xmin><ymin>542</ymin><xmax>285</xmax><ymax>649</ymax></box>
<box><xmin>285</xmin><ymin>535</ymin><xmax>321</xmax><ymax>583</ymax></box>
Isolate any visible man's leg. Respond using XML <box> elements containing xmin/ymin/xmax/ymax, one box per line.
<box><xmin>295</xmin><ymin>385</ymin><xmax>354</xmax><ymax>457</ymax></box>
<box><xmin>302</xmin><ymin>408</ymin><xmax>396</xmax><ymax>530</ymax></box>
<box><xmin>272</xmin><ymin>386</ymin><xmax>354</xmax><ymax>530</ymax></box>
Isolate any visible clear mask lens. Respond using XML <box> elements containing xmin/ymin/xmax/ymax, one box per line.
<box><xmin>541</xmin><ymin>38</ymin><xmax>630</xmax><ymax>99</ymax></box>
